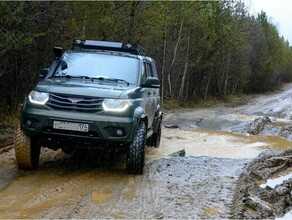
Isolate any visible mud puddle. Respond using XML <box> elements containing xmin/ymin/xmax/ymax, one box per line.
<box><xmin>277</xmin><ymin>211</ymin><xmax>292</xmax><ymax>220</ymax></box>
<box><xmin>148</xmin><ymin>128</ymin><xmax>292</xmax><ymax>161</ymax></box>
<box><xmin>259</xmin><ymin>167</ymin><xmax>292</xmax><ymax>189</ymax></box>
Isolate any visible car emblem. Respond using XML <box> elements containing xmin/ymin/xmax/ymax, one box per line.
<box><xmin>68</xmin><ymin>97</ymin><xmax>84</xmax><ymax>104</ymax></box>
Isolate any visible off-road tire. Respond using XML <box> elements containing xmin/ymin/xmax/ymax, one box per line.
<box><xmin>14</xmin><ymin>125</ymin><xmax>40</xmax><ymax>169</ymax></box>
<box><xmin>147</xmin><ymin>121</ymin><xmax>161</xmax><ymax>148</ymax></box>
<box><xmin>127</xmin><ymin>122</ymin><xmax>146</xmax><ymax>174</ymax></box>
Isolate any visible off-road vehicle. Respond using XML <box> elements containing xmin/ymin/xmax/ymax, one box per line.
<box><xmin>14</xmin><ymin>40</ymin><xmax>162</xmax><ymax>174</ymax></box>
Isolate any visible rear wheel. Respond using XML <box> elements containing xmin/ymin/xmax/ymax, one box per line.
<box><xmin>14</xmin><ymin>125</ymin><xmax>40</xmax><ymax>169</ymax></box>
<box><xmin>126</xmin><ymin>122</ymin><xmax>146</xmax><ymax>174</ymax></box>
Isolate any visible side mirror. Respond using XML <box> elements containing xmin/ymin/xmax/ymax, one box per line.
<box><xmin>39</xmin><ymin>68</ymin><xmax>49</xmax><ymax>78</ymax></box>
<box><xmin>53</xmin><ymin>47</ymin><xmax>63</xmax><ymax>58</ymax></box>
<box><xmin>142</xmin><ymin>77</ymin><xmax>160</xmax><ymax>88</ymax></box>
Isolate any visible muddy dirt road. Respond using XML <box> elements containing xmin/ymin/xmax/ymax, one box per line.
<box><xmin>0</xmin><ymin>84</ymin><xmax>292</xmax><ymax>219</ymax></box>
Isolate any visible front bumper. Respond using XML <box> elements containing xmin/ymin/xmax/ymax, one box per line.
<box><xmin>21</xmin><ymin>107</ymin><xmax>137</xmax><ymax>147</ymax></box>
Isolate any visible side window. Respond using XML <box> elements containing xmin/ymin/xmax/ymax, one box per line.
<box><xmin>141</xmin><ymin>62</ymin><xmax>153</xmax><ymax>84</ymax></box>
<box><xmin>141</xmin><ymin>63</ymin><xmax>147</xmax><ymax>84</ymax></box>
<box><xmin>145</xmin><ymin>63</ymin><xmax>153</xmax><ymax>77</ymax></box>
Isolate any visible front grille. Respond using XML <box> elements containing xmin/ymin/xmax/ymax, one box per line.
<box><xmin>46</xmin><ymin>93</ymin><xmax>104</xmax><ymax>113</ymax></box>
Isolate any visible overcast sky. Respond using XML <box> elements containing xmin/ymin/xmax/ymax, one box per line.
<box><xmin>244</xmin><ymin>0</ymin><xmax>292</xmax><ymax>45</ymax></box>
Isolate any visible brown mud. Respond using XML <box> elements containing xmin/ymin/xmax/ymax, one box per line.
<box><xmin>230</xmin><ymin>149</ymin><xmax>292</xmax><ymax>219</ymax></box>
<box><xmin>0</xmin><ymin>147</ymin><xmax>250</xmax><ymax>219</ymax></box>
<box><xmin>0</xmin><ymin>83</ymin><xmax>292</xmax><ymax>218</ymax></box>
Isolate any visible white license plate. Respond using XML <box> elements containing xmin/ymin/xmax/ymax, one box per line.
<box><xmin>53</xmin><ymin>121</ymin><xmax>89</xmax><ymax>132</ymax></box>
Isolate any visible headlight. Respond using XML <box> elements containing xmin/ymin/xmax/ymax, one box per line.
<box><xmin>28</xmin><ymin>91</ymin><xmax>49</xmax><ymax>105</ymax></box>
<box><xmin>102</xmin><ymin>99</ymin><xmax>132</xmax><ymax>112</ymax></box>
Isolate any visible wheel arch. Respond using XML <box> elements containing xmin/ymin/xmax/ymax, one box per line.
<box><xmin>132</xmin><ymin>107</ymin><xmax>148</xmax><ymax>138</ymax></box>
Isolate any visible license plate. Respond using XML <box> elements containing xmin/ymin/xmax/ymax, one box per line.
<box><xmin>53</xmin><ymin>121</ymin><xmax>89</xmax><ymax>132</ymax></box>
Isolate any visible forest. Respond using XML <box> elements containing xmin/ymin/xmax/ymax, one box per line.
<box><xmin>1</xmin><ymin>1</ymin><xmax>292</xmax><ymax>109</ymax></box>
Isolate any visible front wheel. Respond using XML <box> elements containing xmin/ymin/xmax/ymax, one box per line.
<box><xmin>14</xmin><ymin>125</ymin><xmax>40</xmax><ymax>169</ymax></box>
<box><xmin>126</xmin><ymin>122</ymin><xmax>146</xmax><ymax>174</ymax></box>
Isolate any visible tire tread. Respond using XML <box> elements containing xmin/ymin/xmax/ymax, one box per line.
<box><xmin>14</xmin><ymin>126</ymin><xmax>34</xmax><ymax>169</ymax></box>
<box><xmin>127</xmin><ymin>123</ymin><xmax>146</xmax><ymax>174</ymax></box>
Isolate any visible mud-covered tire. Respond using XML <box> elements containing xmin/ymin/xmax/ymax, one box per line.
<box><xmin>147</xmin><ymin>121</ymin><xmax>162</xmax><ymax>148</ymax></box>
<box><xmin>126</xmin><ymin>122</ymin><xmax>146</xmax><ymax>174</ymax></box>
<box><xmin>14</xmin><ymin>125</ymin><xmax>40</xmax><ymax>169</ymax></box>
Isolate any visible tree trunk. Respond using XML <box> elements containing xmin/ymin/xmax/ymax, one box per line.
<box><xmin>223</xmin><ymin>53</ymin><xmax>230</xmax><ymax>96</ymax></box>
<box><xmin>178</xmin><ymin>32</ymin><xmax>190</xmax><ymax>100</ymax></box>
<box><xmin>167</xmin><ymin>19</ymin><xmax>183</xmax><ymax>98</ymax></box>
<box><xmin>232</xmin><ymin>78</ymin><xmax>240</xmax><ymax>94</ymax></box>
<box><xmin>161</xmin><ymin>22</ymin><xmax>167</xmax><ymax>104</ymax></box>
<box><xmin>82</xmin><ymin>12</ymin><xmax>87</xmax><ymax>39</ymax></box>
<box><xmin>218</xmin><ymin>56</ymin><xmax>225</xmax><ymax>95</ymax></box>
<box><xmin>204</xmin><ymin>74</ymin><xmax>211</xmax><ymax>100</ymax></box>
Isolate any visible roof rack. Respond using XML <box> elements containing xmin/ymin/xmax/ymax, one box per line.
<box><xmin>72</xmin><ymin>39</ymin><xmax>146</xmax><ymax>56</ymax></box>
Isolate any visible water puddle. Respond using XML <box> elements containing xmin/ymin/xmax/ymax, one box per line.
<box><xmin>92</xmin><ymin>191</ymin><xmax>112</xmax><ymax>202</ymax></box>
<box><xmin>147</xmin><ymin>128</ymin><xmax>292</xmax><ymax>161</ymax></box>
<box><xmin>202</xmin><ymin>206</ymin><xmax>221</xmax><ymax>216</ymax></box>
<box><xmin>260</xmin><ymin>168</ymin><xmax>292</xmax><ymax>189</ymax></box>
<box><xmin>271</xmin><ymin>120</ymin><xmax>291</xmax><ymax>127</ymax></box>
<box><xmin>276</xmin><ymin>211</ymin><xmax>292</xmax><ymax>220</ymax></box>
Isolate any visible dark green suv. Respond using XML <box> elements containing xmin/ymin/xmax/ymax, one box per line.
<box><xmin>14</xmin><ymin>40</ymin><xmax>162</xmax><ymax>174</ymax></box>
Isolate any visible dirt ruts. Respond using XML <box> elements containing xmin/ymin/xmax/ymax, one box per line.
<box><xmin>230</xmin><ymin>149</ymin><xmax>292</xmax><ymax>219</ymax></box>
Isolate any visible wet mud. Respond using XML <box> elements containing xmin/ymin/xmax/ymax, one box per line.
<box><xmin>0</xmin><ymin>147</ymin><xmax>250</xmax><ymax>219</ymax></box>
<box><xmin>0</xmin><ymin>83</ymin><xmax>292</xmax><ymax>218</ymax></box>
<box><xmin>230</xmin><ymin>149</ymin><xmax>292</xmax><ymax>219</ymax></box>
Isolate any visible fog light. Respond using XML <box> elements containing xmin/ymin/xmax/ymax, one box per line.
<box><xmin>26</xmin><ymin>120</ymin><xmax>32</xmax><ymax>126</ymax></box>
<box><xmin>116</xmin><ymin>129</ymin><xmax>124</xmax><ymax>136</ymax></box>
<box><xmin>24</xmin><ymin>118</ymin><xmax>39</xmax><ymax>128</ymax></box>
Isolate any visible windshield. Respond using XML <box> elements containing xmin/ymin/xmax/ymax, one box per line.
<box><xmin>53</xmin><ymin>51</ymin><xmax>140</xmax><ymax>84</ymax></box>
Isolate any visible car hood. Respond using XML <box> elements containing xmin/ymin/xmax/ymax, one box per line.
<box><xmin>34</xmin><ymin>78</ymin><xmax>135</xmax><ymax>98</ymax></box>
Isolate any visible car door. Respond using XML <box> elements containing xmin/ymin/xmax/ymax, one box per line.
<box><xmin>141</xmin><ymin>61</ymin><xmax>156</xmax><ymax>128</ymax></box>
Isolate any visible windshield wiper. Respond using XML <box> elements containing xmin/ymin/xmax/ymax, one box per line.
<box><xmin>54</xmin><ymin>75</ymin><xmax>92</xmax><ymax>80</ymax></box>
<box><xmin>92</xmin><ymin>77</ymin><xmax>130</xmax><ymax>86</ymax></box>
<box><xmin>55</xmin><ymin>75</ymin><xmax>130</xmax><ymax>85</ymax></box>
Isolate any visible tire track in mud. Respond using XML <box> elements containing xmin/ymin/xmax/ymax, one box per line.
<box><xmin>0</xmin><ymin>146</ymin><xmax>250</xmax><ymax>219</ymax></box>
<box><xmin>69</xmin><ymin>166</ymin><xmax>160</xmax><ymax>219</ymax></box>
<box><xmin>230</xmin><ymin>149</ymin><xmax>292</xmax><ymax>219</ymax></box>
<box><xmin>0</xmin><ymin>150</ymin><xmax>138</xmax><ymax>218</ymax></box>
<box><xmin>67</xmin><ymin>172</ymin><xmax>141</xmax><ymax>219</ymax></box>
<box><xmin>145</xmin><ymin>157</ymin><xmax>249</xmax><ymax>219</ymax></box>
<box><xmin>0</xmin><ymin>147</ymin><xmax>155</xmax><ymax>219</ymax></box>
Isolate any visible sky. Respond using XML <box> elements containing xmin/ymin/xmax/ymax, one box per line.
<box><xmin>244</xmin><ymin>0</ymin><xmax>292</xmax><ymax>44</ymax></box>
